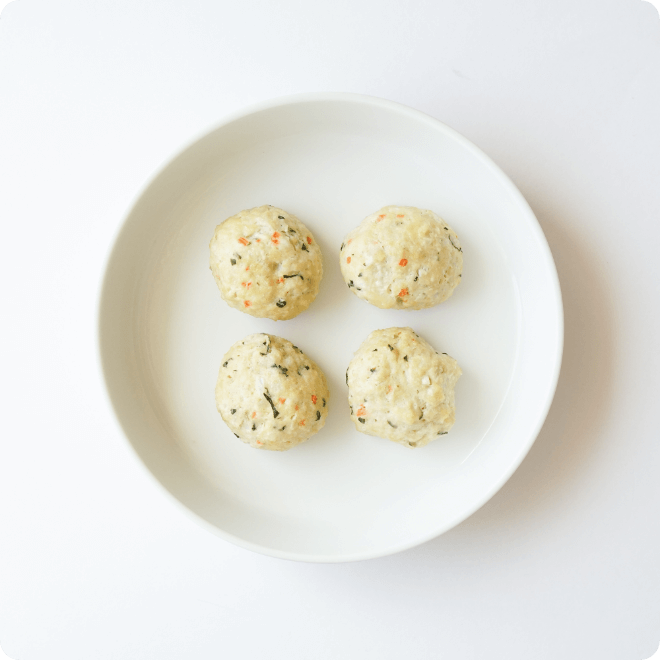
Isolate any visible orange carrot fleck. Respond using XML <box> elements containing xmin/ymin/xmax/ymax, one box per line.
<box><xmin>399</xmin><ymin>258</ymin><xmax>408</xmax><ymax>267</ymax></box>
<box><xmin>311</xmin><ymin>395</ymin><xmax>318</xmax><ymax>404</ymax></box>
<box><xmin>244</xmin><ymin>300</ymin><xmax>251</xmax><ymax>307</ymax></box>
<box><xmin>272</xmin><ymin>232</ymin><xmax>280</xmax><ymax>244</ymax></box>
<box><xmin>356</xmin><ymin>405</ymin><xmax>367</xmax><ymax>416</ymax></box>
<box><xmin>377</xmin><ymin>214</ymin><xmax>385</xmax><ymax>221</ymax></box>
<box><xmin>306</xmin><ymin>236</ymin><xmax>312</xmax><ymax>244</ymax></box>
<box><xmin>387</xmin><ymin>385</ymin><xmax>393</xmax><ymax>393</ymax></box>
<box><xmin>347</xmin><ymin>257</ymin><xmax>351</xmax><ymax>264</ymax></box>
<box><xmin>347</xmin><ymin>239</ymin><xmax>352</xmax><ymax>245</ymax></box>
<box><xmin>299</xmin><ymin>419</ymin><xmax>306</xmax><ymax>426</ymax></box>
<box><xmin>256</xmin><ymin>238</ymin><xmax>261</xmax><ymax>242</ymax></box>
<box><xmin>295</xmin><ymin>405</ymin><xmax>299</xmax><ymax>411</ymax></box>
<box><xmin>245</xmin><ymin>266</ymin><xmax>250</xmax><ymax>271</ymax></box>
<box><xmin>238</xmin><ymin>237</ymin><xmax>249</xmax><ymax>246</ymax></box>
<box><xmin>398</xmin><ymin>288</ymin><xmax>408</xmax><ymax>297</ymax></box>
<box><xmin>252</xmin><ymin>412</ymin><xmax>256</xmax><ymax>418</ymax></box>
<box><xmin>278</xmin><ymin>398</ymin><xmax>286</xmax><ymax>404</ymax></box>
<box><xmin>278</xmin><ymin>277</ymin><xmax>284</xmax><ymax>284</ymax></box>
<box><xmin>397</xmin><ymin>214</ymin><xmax>404</xmax><ymax>218</ymax></box>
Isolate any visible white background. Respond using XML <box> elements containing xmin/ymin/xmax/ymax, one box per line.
<box><xmin>1</xmin><ymin>0</ymin><xmax>659</xmax><ymax>658</ymax></box>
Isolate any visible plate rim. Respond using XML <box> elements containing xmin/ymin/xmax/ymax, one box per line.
<box><xmin>96</xmin><ymin>92</ymin><xmax>564</xmax><ymax>563</ymax></box>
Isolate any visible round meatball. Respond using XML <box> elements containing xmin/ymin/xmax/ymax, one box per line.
<box><xmin>210</xmin><ymin>206</ymin><xmax>323</xmax><ymax>320</ymax></box>
<box><xmin>216</xmin><ymin>334</ymin><xmax>330</xmax><ymax>451</ymax></box>
<box><xmin>346</xmin><ymin>327</ymin><xmax>461</xmax><ymax>448</ymax></box>
<box><xmin>339</xmin><ymin>206</ymin><xmax>463</xmax><ymax>310</ymax></box>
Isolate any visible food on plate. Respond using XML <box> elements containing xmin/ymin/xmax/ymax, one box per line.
<box><xmin>346</xmin><ymin>327</ymin><xmax>461</xmax><ymax>448</ymax></box>
<box><xmin>339</xmin><ymin>205</ymin><xmax>463</xmax><ymax>310</ymax></box>
<box><xmin>209</xmin><ymin>206</ymin><xmax>323</xmax><ymax>320</ymax></box>
<box><xmin>216</xmin><ymin>333</ymin><xmax>330</xmax><ymax>451</ymax></box>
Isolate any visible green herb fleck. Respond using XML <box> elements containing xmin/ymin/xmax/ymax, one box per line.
<box><xmin>263</xmin><ymin>391</ymin><xmax>280</xmax><ymax>418</ymax></box>
<box><xmin>448</xmin><ymin>235</ymin><xmax>462</xmax><ymax>252</ymax></box>
<box><xmin>271</xmin><ymin>364</ymin><xmax>288</xmax><ymax>376</ymax></box>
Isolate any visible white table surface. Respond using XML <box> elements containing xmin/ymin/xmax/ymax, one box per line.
<box><xmin>1</xmin><ymin>1</ymin><xmax>659</xmax><ymax>658</ymax></box>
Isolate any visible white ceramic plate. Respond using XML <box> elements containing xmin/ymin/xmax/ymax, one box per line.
<box><xmin>98</xmin><ymin>93</ymin><xmax>563</xmax><ymax>562</ymax></box>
